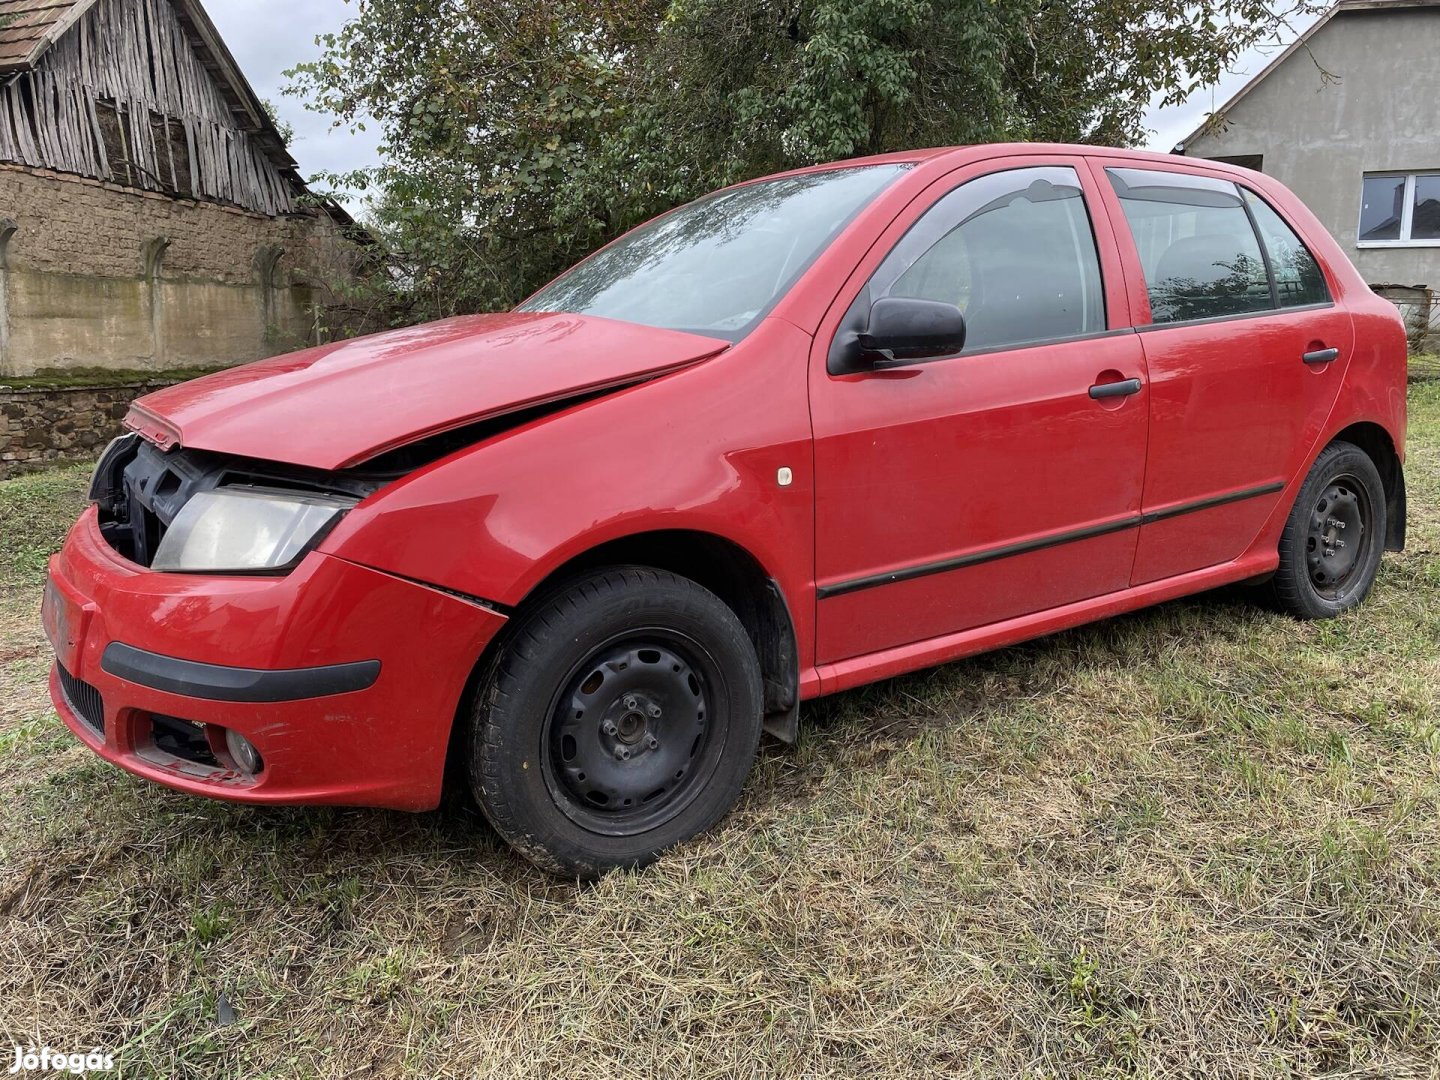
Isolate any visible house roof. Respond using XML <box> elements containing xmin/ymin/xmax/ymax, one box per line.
<box><xmin>0</xmin><ymin>0</ymin><xmax>296</xmax><ymax>167</ymax></box>
<box><xmin>1174</xmin><ymin>0</ymin><xmax>1440</xmax><ymax>153</ymax></box>
<box><xmin>0</xmin><ymin>0</ymin><xmax>355</xmax><ymax>226</ymax></box>
<box><xmin>0</xmin><ymin>0</ymin><xmax>91</xmax><ymax>70</ymax></box>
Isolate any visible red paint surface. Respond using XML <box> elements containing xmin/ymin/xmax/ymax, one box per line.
<box><xmin>50</xmin><ymin>144</ymin><xmax>1407</xmax><ymax>811</ymax></box>
<box><xmin>127</xmin><ymin>312</ymin><xmax>729</xmax><ymax>469</ymax></box>
<box><xmin>46</xmin><ymin>509</ymin><xmax>504</xmax><ymax>810</ymax></box>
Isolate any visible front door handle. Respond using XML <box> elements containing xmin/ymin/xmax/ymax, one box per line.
<box><xmin>1303</xmin><ymin>347</ymin><xmax>1340</xmax><ymax>365</ymax></box>
<box><xmin>1089</xmin><ymin>378</ymin><xmax>1143</xmax><ymax>400</ymax></box>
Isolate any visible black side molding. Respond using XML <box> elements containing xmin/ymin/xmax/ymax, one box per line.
<box><xmin>101</xmin><ymin>643</ymin><xmax>380</xmax><ymax>702</ymax></box>
<box><xmin>1139</xmin><ymin>482</ymin><xmax>1285</xmax><ymax>525</ymax></box>
<box><xmin>817</xmin><ymin>481</ymin><xmax>1287</xmax><ymax>600</ymax></box>
<box><xmin>816</xmin><ymin>517</ymin><xmax>1139</xmax><ymax>599</ymax></box>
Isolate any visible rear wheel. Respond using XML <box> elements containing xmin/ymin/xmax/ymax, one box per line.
<box><xmin>1270</xmin><ymin>441</ymin><xmax>1386</xmax><ymax>619</ymax></box>
<box><xmin>469</xmin><ymin>567</ymin><xmax>763</xmax><ymax>878</ymax></box>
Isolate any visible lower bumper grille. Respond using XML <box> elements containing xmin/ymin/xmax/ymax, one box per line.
<box><xmin>58</xmin><ymin>664</ymin><xmax>105</xmax><ymax>736</ymax></box>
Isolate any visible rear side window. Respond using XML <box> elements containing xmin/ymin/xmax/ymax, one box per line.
<box><xmin>1107</xmin><ymin>168</ymin><xmax>1271</xmax><ymax>324</ymax></box>
<box><xmin>1242</xmin><ymin>190</ymin><xmax>1330</xmax><ymax>307</ymax></box>
<box><xmin>871</xmin><ymin>166</ymin><xmax>1106</xmax><ymax>353</ymax></box>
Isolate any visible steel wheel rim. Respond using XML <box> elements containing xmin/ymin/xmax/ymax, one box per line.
<box><xmin>1305</xmin><ymin>471</ymin><xmax>1373</xmax><ymax>601</ymax></box>
<box><xmin>540</xmin><ymin>628</ymin><xmax>726</xmax><ymax>837</ymax></box>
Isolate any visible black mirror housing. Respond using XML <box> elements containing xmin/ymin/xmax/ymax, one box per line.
<box><xmin>857</xmin><ymin>297</ymin><xmax>967</xmax><ymax>364</ymax></box>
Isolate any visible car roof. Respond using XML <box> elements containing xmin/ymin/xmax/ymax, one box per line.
<box><xmin>760</xmin><ymin>142</ymin><xmax>1258</xmax><ymax>183</ymax></box>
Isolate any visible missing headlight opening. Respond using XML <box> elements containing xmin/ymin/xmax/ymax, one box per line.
<box><xmin>95</xmin><ymin>435</ymin><xmax>386</xmax><ymax>571</ymax></box>
<box><xmin>94</xmin><ymin>393</ymin><xmax>609</xmax><ymax>572</ymax></box>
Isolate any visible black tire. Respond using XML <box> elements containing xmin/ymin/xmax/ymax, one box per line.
<box><xmin>1270</xmin><ymin>441</ymin><xmax>1387</xmax><ymax>619</ymax></box>
<box><xmin>469</xmin><ymin>566</ymin><xmax>763</xmax><ymax>878</ymax></box>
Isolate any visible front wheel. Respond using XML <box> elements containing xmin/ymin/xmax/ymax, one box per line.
<box><xmin>1270</xmin><ymin>441</ymin><xmax>1387</xmax><ymax>619</ymax></box>
<box><xmin>469</xmin><ymin>567</ymin><xmax>764</xmax><ymax>878</ymax></box>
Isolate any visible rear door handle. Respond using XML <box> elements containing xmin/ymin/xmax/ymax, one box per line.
<box><xmin>1303</xmin><ymin>347</ymin><xmax>1340</xmax><ymax>365</ymax></box>
<box><xmin>1089</xmin><ymin>378</ymin><xmax>1143</xmax><ymax>400</ymax></box>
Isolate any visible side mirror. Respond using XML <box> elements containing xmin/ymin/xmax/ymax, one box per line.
<box><xmin>856</xmin><ymin>296</ymin><xmax>967</xmax><ymax>365</ymax></box>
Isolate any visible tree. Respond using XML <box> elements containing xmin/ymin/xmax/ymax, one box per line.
<box><xmin>288</xmin><ymin>0</ymin><xmax>1325</xmax><ymax>325</ymax></box>
<box><xmin>261</xmin><ymin>99</ymin><xmax>295</xmax><ymax>148</ymax></box>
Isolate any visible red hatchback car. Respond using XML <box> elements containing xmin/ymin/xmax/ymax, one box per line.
<box><xmin>44</xmin><ymin>145</ymin><xmax>1407</xmax><ymax>876</ymax></box>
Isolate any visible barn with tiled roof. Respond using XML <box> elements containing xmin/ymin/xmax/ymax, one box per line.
<box><xmin>0</xmin><ymin>0</ymin><xmax>357</xmax><ymax>387</ymax></box>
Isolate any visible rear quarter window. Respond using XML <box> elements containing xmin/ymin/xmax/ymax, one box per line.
<box><xmin>1241</xmin><ymin>189</ymin><xmax>1331</xmax><ymax>307</ymax></box>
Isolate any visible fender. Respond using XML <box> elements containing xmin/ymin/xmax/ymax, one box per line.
<box><xmin>1242</xmin><ymin>299</ymin><xmax>1408</xmax><ymax>563</ymax></box>
<box><xmin>319</xmin><ymin>316</ymin><xmax>821</xmax><ymax>681</ymax></box>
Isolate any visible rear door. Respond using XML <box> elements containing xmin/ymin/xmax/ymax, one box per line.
<box><xmin>1090</xmin><ymin>161</ymin><xmax>1355</xmax><ymax>585</ymax></box>
<box><xmin>809</xmin><ymin>158</ymin><xmax>1149</xmax><ymax>664</ymax></box>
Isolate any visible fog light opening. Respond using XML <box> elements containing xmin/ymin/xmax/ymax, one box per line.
<box><xmin>224</xmin><ymin>728</ymin><xmax>264</xmax><ymax>776</ymax></box>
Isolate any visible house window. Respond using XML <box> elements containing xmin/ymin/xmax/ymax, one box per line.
<box><xmin>1359</xmin><ymin>173</ymin><xmax>1440</xmax><ymax>245</ymax></box>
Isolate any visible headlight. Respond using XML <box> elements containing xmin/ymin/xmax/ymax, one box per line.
<box><xmin>151</xmin><ymin>487</ymin><xmax>357</xmax><ymax>573</ymax></box>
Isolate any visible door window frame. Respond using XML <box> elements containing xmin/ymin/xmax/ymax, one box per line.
<box><xmin>815</xmin><ymin>155</ymin><xmax>1134</xmax><ymax>377</ymax></box>
<box><xmin>1083</xmin><ymin>157</ymin><xmax>1339</xmax><ymax>332</ymax></box>
<box><xmin>865</xmin><ymin>165</ymin><xmax>1111</xmax><ymax>359</ymax></box>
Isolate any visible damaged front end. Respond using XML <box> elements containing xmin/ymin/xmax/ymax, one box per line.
<box><xmin>97</xmin><ymin>376</ymin><xmax>650</xmax><ymax>573</ymax></box>
<box><xmin>89</xmin><ymin>434</ymin><xmax>388</xmax><ymax>572</ymax></box>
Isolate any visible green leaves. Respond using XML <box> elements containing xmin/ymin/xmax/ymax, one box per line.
<box><xmin>286</xmin><ymin>0</ymin><xmax>1325</xmax><ymax>327</ymax></box>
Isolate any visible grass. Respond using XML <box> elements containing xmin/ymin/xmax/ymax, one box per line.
<box><xmin>1</xmin><ymin>387</ymin><xmax>1438</xmax><ymax>1078</ymax></box>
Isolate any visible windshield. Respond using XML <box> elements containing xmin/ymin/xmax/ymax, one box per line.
<box><xmin>518</xmin><ymin>164</ymin><xmax>910</xmax><ymax>339</ymax></box>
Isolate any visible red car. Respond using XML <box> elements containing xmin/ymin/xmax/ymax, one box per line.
<box><xmin>44</xmin><ymin>145</ymin><xmax>1407</xmax><ymax>876</ymax></box>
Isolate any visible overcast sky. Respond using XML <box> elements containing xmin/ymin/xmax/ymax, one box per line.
<box><xmin>205</xmin><ymin>0</ymin><xmax>382</xmax><ymax>200</ymax></box>
<box><xmin>207</xmin><ymin>0</ymin><xmax>1324</xmax><ymax>215</ymax></box>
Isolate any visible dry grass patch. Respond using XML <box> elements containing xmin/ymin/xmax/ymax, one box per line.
<box><xmin>1</xmin><ymin>389</ymin><xmax>1438</xmax><ymax>1077</ymax></box>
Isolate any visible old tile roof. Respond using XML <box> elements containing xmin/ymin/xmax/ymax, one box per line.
<box><xmin>0</xmin><ymin>0</ymin><xmax>357</xmax><ymax>226</ymax></box>
<box><xmin>0</xmin><ymin>0</ymin><xmax>93</xmax><ymax>72</ymax></box>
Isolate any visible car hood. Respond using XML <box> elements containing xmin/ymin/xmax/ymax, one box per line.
<box><xmin>126</xmin><ymin>312</ymin><xmax>730</xmax><ymax>470</ymax></box>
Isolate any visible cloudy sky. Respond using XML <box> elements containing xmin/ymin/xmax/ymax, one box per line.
<box><xmin>209</xmin><ymin>0</ymin><xmax>1323</xmax><ymax>213</ymax></box>
<box><xmin>205</xmin><ymin>0</ymin><xmax>382</xmax><ymax>196</ymax></box>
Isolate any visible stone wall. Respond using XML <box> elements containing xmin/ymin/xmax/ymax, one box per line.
<box><xmin>0</xmin><ymin>378</ymin><xmax>184</xmax><ymax>479</ymax></box>
<box><xmin>0</xmin><ymin>162</ymin><xmax>356</xmax><ymax>376</ymax></box>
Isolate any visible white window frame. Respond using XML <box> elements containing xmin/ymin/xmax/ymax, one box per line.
<box><xmin>1357</xmin><ymin>171</ymin><xmax>1440</xmax><ymax>248</ymax></box>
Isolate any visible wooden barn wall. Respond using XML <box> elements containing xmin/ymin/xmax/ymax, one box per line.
<box><xmin>0</xmin><ymin>0</ymin><xmax>295</xmax><ymax>215</ymax></box>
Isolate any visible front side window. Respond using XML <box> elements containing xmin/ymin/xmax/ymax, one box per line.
<box><xmin>519</xmin><ymin>164</ymin><xmax>909</xmax><ymax>339</ymax></box>
<box><xmin>1242</xmin><ymin>190</ymin><xmax>1330</xmax><ymax>308</ymax></box>
<box><xmin>1107</xmin><ymin>168</ymin><xmax>1271</xmax><ymax>324</ymax></box>
<box><xmin>1360</xmin><ymin>173</ymin><xmax>1440</xmax><ymax>243</ymax></box>
<box><xmin>866</xmin><ymin>166</ymin><xmax>1106</xmax><ymax>353</ymax></box>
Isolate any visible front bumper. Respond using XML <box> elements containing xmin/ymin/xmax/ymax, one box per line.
<box><xmin>43</xmin><ymin>507</ymin><xmax>507</xmax><ymax>811</ymax></box>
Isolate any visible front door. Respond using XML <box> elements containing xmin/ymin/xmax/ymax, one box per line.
<box><xmin>810</xmin><ymin>161</ymin><xmax>1149</xmax><ymax>665</ymax></box>
<box><xmin>1093</xmin><ymin>163</ymin><xmax>1356</xmax><ymax>585</ymax></box>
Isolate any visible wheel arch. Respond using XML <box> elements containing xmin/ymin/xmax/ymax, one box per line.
<box><xmin>545</xmin><ymin>530</ymin><xmax>801</xmax><ymax>742</ymax></box>
<box><xmin>452</xmin><ymin>529</ymin><xmax>801</xmax><ymax>765</ymax></box>
<box><xmin>1329</xmin><ymin>421</ymin><xmax>1406</xmax><ymax>551</ymax></box>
